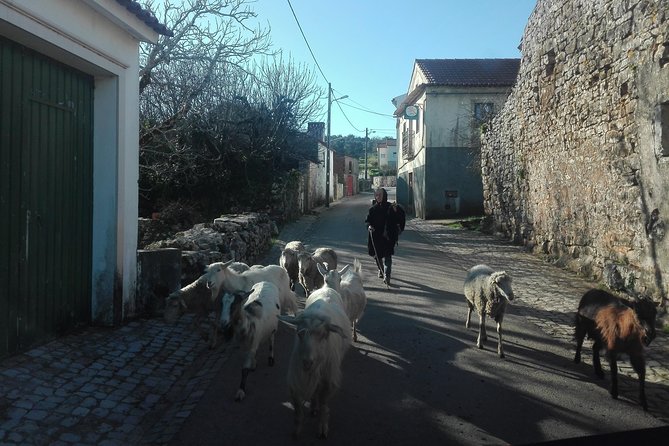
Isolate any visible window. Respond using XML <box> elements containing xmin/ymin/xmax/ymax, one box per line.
<box><xmin>474</xmin><ymin>103</ymin><xmax>494</xmax><ymax>123</ymax></box>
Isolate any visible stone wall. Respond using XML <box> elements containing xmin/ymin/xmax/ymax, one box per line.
<box><xmin>481</xmin><ymin>0</ymin><xmax>669</xmax><ymax>304</ymax></box>
<box><xmin>141</xmin><ymin>212</ymin><xmax>277</xmax><ymax>285</ymax></box>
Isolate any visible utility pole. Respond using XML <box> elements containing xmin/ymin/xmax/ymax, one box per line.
<box><xmin>326</xmin><ymin>83</ymin><xmax>331</xmax><ymax>207</ymax></box>
<box><xmin>364</xmin><ymin>127</ymin><xmax>369</xmax><ymax>182</ymax></box>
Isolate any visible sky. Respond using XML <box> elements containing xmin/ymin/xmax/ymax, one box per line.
<box><xmin>250</xmin><ymin>0</ymin><xmax>538</xmax><ymax>139</ymax></box>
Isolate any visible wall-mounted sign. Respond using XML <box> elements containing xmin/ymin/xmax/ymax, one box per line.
<box><xmin>404</xmin><ymin>105</ymin><xmax>419</xmax><ymax>120</ymax></box>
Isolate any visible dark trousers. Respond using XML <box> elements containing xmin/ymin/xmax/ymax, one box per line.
<box><xmin>375</xmin><ymin>256</ymin><xmax>392</xmax><ymax>279</ymax></box>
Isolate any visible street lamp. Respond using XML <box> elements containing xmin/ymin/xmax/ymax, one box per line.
<box><xmin>326</xmin><ymin>83</ymin><xmax>348</xmax><ymax>207</ymax></box>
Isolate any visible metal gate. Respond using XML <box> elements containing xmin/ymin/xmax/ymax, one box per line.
<box><xmin>1</xmin><ymin>36</ymin><xmax>94</xmax><ymax>359</ymax></box>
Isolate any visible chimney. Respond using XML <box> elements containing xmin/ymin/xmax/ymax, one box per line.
<box><xmin>307</xmin><ymin>122</ymin><xmax>325</xmax><ymax>142</ymax></box>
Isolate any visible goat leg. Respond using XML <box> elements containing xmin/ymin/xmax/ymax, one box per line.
<box><xmin>630</xmin><ymin>354</ymin><xmax>648</xmax><ymax>411</ymax></box>
<box><xmin>235</xmin><ymin>367</ymin><xmax>251</xmax><ymax>402</ymax></box>
<box><xmin>496</xmin><ymin>320</ymin><xmax>505</xmax><ymax>358</ymax></box>
<box><xmin>608</xmin><ymin>352</ymin><xmax>618</xmax><ymax>399</ymax></box>
<box><xmin>477</xmin><ymin>313</ymin><xmax>487</xmax><ymax>348</ymax></box>
<box><xmin>592</xmin><ymin>339</ymin><xmax>605</xmax><ymax>379</ymax></box>
<box><xmin>268</xmin><ymin>331</ymin><xmax>276</xmax><ymax>366</ymax></box>
<box><xmin>573</xmin><ymin>319</ymin><xmax>586</xmax><ymax>363</ymax></box>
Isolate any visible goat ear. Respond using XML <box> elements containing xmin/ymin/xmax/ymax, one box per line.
<box><xmin>278</xmin><ymin>314</ymin><xmax>299</xmax><ymax>327</ymax></box>
<box><xmin>317</xmin><ymin>262</ymin><xmax>328</xmax><ymax>276</ymax></box>
<box><xmin>339</xmin><ymin>264</ymin><xmax>350</xmax><ymax>275</ymax></box>
<box><xmin>495</xmin><ymin>284</ymin><xmax>512</xmax><ymax>302</ymax></box>
<box><xmin>327</xmin><ymin>323</ymin><xmax>348</xmax><ymax>340</ymax></box>
<box><xmin>245</xmin><ymin>300</ymin><xmax>263</xmax><ymax>317</ymax></box>
<box><xmin>222</xmin><ymin>259</ymin><xmax>235</xmax><ymax>269</ymax></box>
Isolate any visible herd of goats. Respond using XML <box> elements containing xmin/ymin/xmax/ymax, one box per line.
<box><xmin>162</xmin><ymin>240</ymin><xmax>659</xmax><ymax>439</ymax></box>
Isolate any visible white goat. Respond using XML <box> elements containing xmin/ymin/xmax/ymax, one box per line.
<box><xmin>279</xmin><ymin>287</ymin><xmax>351</xmax><ymax>439</ymax></box>
<box><xmin>220</xmin><ymin>281</ymin><xmax>281</xmax><ymax>401</ymax></box>
<box><xmin>318</xmin><ymin>259</ymin><xmax>367</xmax><ymax>342</ymax></box>
<box><xmin>280</xmin><ymin>241</ymin><xmax>306</xmax><ymax>291</ymax></box>
<box><xmin>298</xmin><ymin>247</ymin><xmax>338</xmax><ymax>296</ymax></box>
<box><xmin>463</xmin><ymin>264</ymin><xmax>514</xmax><ymax>358</ymax></box>
<box><xmin>163</xmin><ymin>262</ymin><xmax>251</xmax><ymax>349</ymax></box>
<box><xmin>204</xmin><ymin>260</ymin><xmax>298</xmax><ymax>314</ymax></box>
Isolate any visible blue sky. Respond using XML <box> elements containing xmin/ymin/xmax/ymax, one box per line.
<box><xmin>251</xmin><ymin>0</ymin><xmax>537</xmax><ymax>139</ymax></box>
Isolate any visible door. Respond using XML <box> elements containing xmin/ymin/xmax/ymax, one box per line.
<box><xmin>1</xmin><ymin>36</ymin><xmax>94</xmax><ymax>358</ymax></box>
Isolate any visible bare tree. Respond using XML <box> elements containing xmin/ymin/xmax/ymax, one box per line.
<box><xmin>136</xmin><ymin>1</ymin><xmax>325</xmax><ymax>216</ymax></box>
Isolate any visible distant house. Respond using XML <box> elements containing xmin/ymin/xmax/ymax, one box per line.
<box><xmin>394</xmin><ymin>59</ymin><xmax>520</xmax><ymax>219</ymax></box>
<box><xmin>0</xmin><ymin>0</ymin><xmax>170</xmax><ymax>358</ymax></box>
<box><xmin>376</xmin><ymin>139</ymin><xmax>397</xmax><ymax>171</ymax></box>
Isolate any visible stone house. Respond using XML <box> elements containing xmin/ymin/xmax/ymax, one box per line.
<box><xmin>481</xmin><ymin>0</ymin><xmax>669</xmax><ymax>304</ymax></box>
<box><xmin>395</xmin><ymin>58</ymin><xmax>520</xmax><ymax>219</ymax></box>
<box><xmin>0</xmin><ymin>0</ymin><xmax>169</xmax><ymax>358</ymax></box>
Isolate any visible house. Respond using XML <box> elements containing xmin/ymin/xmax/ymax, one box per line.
<box><xmin>334</xmin><ymin>153</ymin><xmax>360</xmax><ymax>197</ymax></box>
<box><xmin>394</xmin><ymin>58</ymin><xmax>520</xmax><ymax>219</ymax></box>
<box><xmin>0</xmin><ymin>0</ymin><xmax>170</xmax><ymax>358</ymax></box>
<box><xmin>376</xmin><ymin>139</ymin><xmax>397</xmax><ymax>172</ymax></box>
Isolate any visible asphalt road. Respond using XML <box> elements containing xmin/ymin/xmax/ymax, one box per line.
<box><xmin>170</xmin><ymin>190</ymin><xmax>667</xmax><ymax>445</ymax></box>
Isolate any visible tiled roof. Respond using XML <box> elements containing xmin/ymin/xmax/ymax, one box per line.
<box><xmin>115</xmin><ymin>0</ymin><xmax>173</xmax><ymax>36</ymax></box>
<box><xmin>416</xmin><ymin>58</ymin><xmax>520</xmax><ymax>87</ymax></box>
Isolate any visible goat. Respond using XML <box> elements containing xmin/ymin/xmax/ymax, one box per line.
<box><xmin>280</xmin><ymin>241</ymin><xmax>306</xmax><ymax>291</ymax></box>
<box><xmin>318</xmin><ymin>259</ymin><xmax>367</xmax><ymax>342</ymax></box>
<box><xmin>204</xmin><ymin>260</ymin><xmax>298</xmax><ymax>315</ymax></box>
<box><xmin>464</xmin><ymin>264</ymin><xmax>514</xmax><ymax>358</ymax></box>
<box><xmin>163</xmin><ymin>262</ymin><xmax>251</xmax><ymax>349</ymax></box>
<box><xmin>574</xmin><ymin>288</ymin><xmax>657</xmax><ymax>410</ymax></box>
<box><xmin>220</xmin><ymin>281</ymin><xmax>281</xmax><ymax>401</ymax></box>
<box><xmin>279</xmin><ymin>287</ymin><xmax>350</xmax><ymax>439</ymax></box>
<box><xmin>297</xmin><ymin>247</ymin><xmax>338</xmax><ymax>296</ymax></box>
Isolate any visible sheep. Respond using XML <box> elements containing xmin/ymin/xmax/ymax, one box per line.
<box><xmin>204</xmin><ymin>260</ymin><xmax>298</xmax><ymax>315</ymax></box>
<box><xmin>463</xmin><ymin>264</ymin><xmax>514</xmax><ymax>358</ymax></box>
<box><xmin>297</xmin><ymin>247</ymin><xmax>338</xmax><ymax>296</ymax></box>
<box><xmin>279</xmin><ymin>287</ymin><xmax>351</xmax><ymax>439</ymax></box>
<box><xmin>318</xmin><ymin>259</ymin><xmax>367</xmax><ymax>342</ymax></box>
<box><xmin>574</xmin><ymin>288</ymin><xmax>657</xmax><ymax>410</ymax></box>
<box><xmin>280</xmin><ymin>240</ymin><xmax>306</xmax><ymax>291</ymax></box>
<box><xmin>220</xmin><ymin>281</ymin><xmax>281</xmax><ymax>402</ymax></box>
<box><xmin>163</xmin><ymin>262</ymin><xmax>252</xmax><ymax>349</ymax></box>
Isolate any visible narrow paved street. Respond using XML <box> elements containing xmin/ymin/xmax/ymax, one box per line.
<box><xmin>170</xmin><ymin>190</ymin><xmax>669</xmax><ymax>445</ymax></box>
<box><xmin>1</xmin><ymin>190</ymin><xmax>668</xmax><ymax>445</ymax></box>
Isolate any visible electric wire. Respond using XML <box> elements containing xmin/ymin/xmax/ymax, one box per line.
<box><xmin>285</xmin><ymin>0</ymin><xmax>328</xmax><ymax>84</ymax></box>
<box><xmin>285</xmin><ymin>0</ymin><xmax>393</xmax><ymax>134</ymax></box>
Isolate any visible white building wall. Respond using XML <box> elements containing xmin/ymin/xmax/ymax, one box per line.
<box><xmin>0</xmin><ymin>0</ymin><xmax>159</xmax><ymax>324</ymax></box>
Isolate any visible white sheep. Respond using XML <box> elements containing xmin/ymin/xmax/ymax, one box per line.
<box><xmin>318</xmin><ymin>259</ymin><xmax>367</xmax><ymax>342</ymax></box>
<box><xmin>280</xmin><ymin>240</ymin><xmax>306</xmax><ymax>291</ymax></box>
<box><xmin>220</xmin><ymin>281</ymin><xmax>281</xmax><ymax>401</ymax></box>
<box><xmin>297</xmin><ymin>247</ymin><xmax>338</xmax><ymax>296</ymax></box>
<box><xmin>204</xmin><ymin>260</ymin><xmax>298</xmax><ymax>315</ymax></box>
<box><xmin>279</xmin><ymin>287</ymin><xmax>351</xmax><ymax>439</ymax></box>
<box><xmin>163</xmin><ymin>262</ymin><xmax>251</xmax><ymax>349</ymax></box>
<box><xmin>463</xmin><ymin>264</ymin><xmax>514</xmax><ymax>358</ymax></box>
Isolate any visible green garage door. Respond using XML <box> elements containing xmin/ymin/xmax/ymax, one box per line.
<box><xmin>1</xmin><ymin>36</ymin><xmax>93</xmax><ymax>359</ymax></box>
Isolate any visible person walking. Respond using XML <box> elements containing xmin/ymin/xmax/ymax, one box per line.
<box><xmin>365</xmin><ymin>187</ymin><xmax>404</xmax><ymax>285</ymax></box>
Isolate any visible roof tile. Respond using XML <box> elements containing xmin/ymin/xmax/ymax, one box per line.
<box><xmin>416</xmin><ymin>58</ymin><xmax>520</xmax><ymax>87</ymax></box>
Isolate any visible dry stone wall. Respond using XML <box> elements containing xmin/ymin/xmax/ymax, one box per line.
<box><xmin>481</xmin><ymin>0</ymin><xmax>669</xmax><ymax>303</ymax></box>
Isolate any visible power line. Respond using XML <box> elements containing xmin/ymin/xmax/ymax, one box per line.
<box><xmin>285</xmin><ymin>0</ymin><xmax>328</xmax><ymax>83</ymax></box>
<box><xmin>338</xmin><ymin>102</ymin><xmax>395</xmax><ymax>117</ymax></box>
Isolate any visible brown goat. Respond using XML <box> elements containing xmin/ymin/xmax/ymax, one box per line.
<box><xmin>574</xmin><ymin>289</ymin><xmax>657</xmax><ymax>410</ymax></box>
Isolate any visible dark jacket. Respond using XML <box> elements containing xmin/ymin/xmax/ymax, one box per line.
<box><xmin>365</xmin><ymin>198</ymin><xmax>402</xmax><ymax>258</ymax></box>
